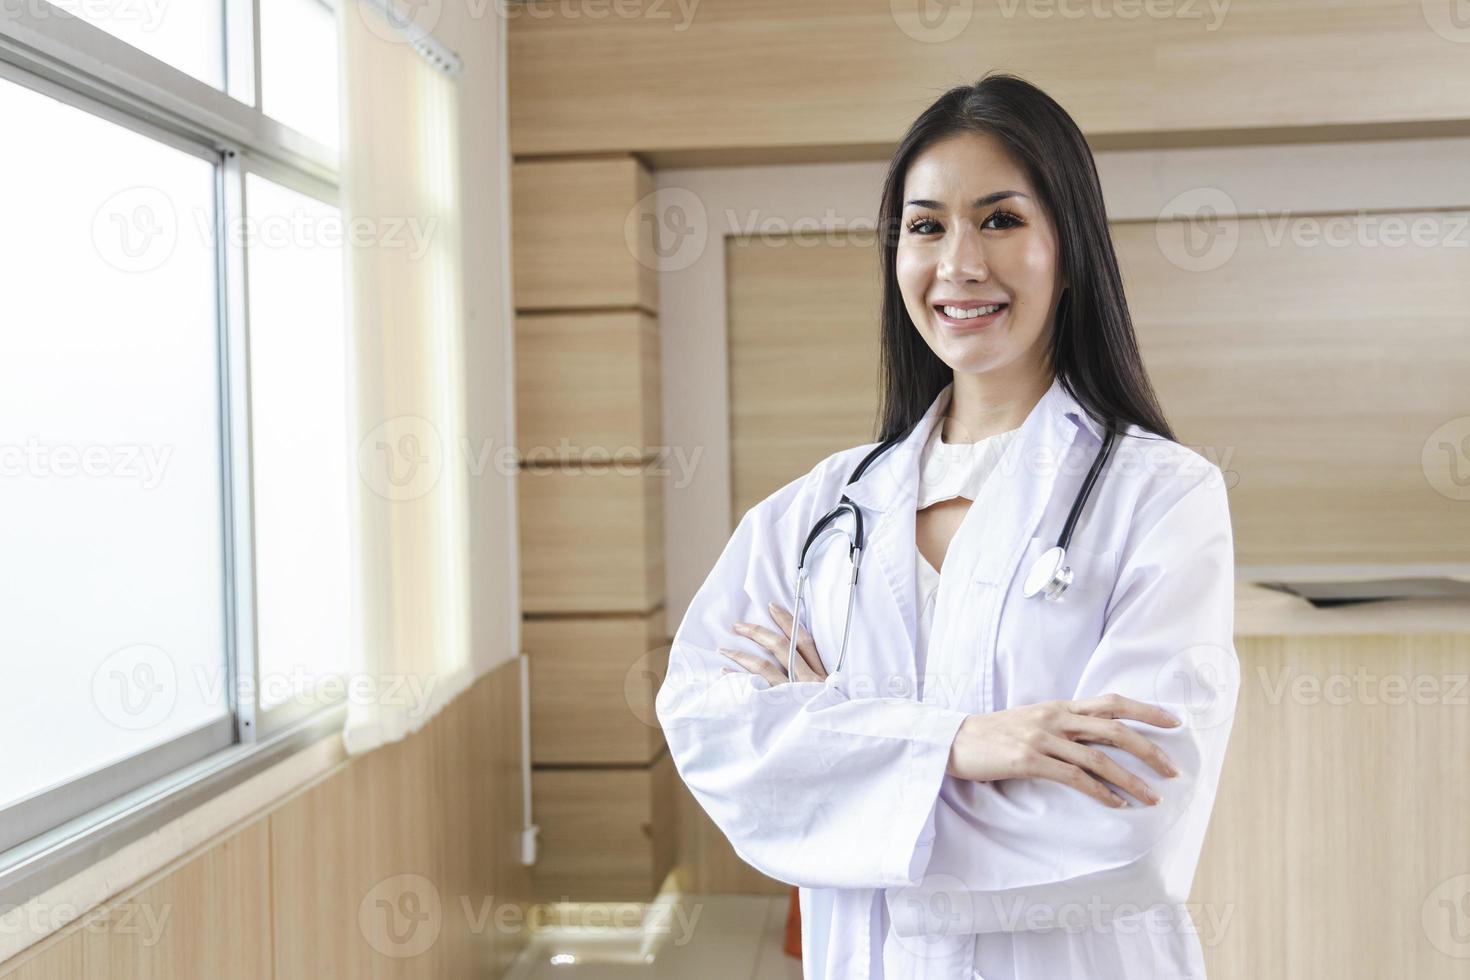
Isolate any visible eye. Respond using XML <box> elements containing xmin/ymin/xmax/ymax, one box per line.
<box><xmin>905</xmin><ymin>216</ymin><xmax>941</xmax><ymax>235</ymax></box>
<box><xmin>983</xmin><ymin>209</ymin><xmax>1024</xmax><ymax>230</ymax></box>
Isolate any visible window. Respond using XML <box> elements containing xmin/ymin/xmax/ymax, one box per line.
<box><xmin>0</xmin><ymin>0</ymin><xmax>351</xmax><ymax>904</ymax></box>
<box><xmin>260</xmin><ymin>0</ymin><xmax>342</xmax><ymax>148</ymax></box>
<box><xmin>0</xmin><ymin>75</ymin><xmax>230</xmax><ymax>829</ymax></box>
<box><xmin>243</xmin><ymin>172</ymin><xmax>352</xmax><ymax>718</ymax></box>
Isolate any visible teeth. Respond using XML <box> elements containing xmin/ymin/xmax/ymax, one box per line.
<box><xmin>942</xmin><ymin>304</ymin><xmax>1003</xmax><ymax>319</ymax></box>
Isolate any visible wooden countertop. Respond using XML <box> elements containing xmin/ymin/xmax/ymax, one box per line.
<box><xmin>1234</xmin><ymin>580</ymin><xmax>1470</xmax><ymax>636</ymax></box>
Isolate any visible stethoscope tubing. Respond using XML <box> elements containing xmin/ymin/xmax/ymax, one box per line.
<box><xmin>786</xmin><ymin>414</ymin><xmax>1116</xmax><ymax>679</ymax></box>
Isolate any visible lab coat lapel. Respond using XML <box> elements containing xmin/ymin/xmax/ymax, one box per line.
<box><xmin>933</xmin><ymin>376</ymin><xmax>1095</xmax><ymax>712</ymax></box>
<box><xmin>837</xmin><ymin>377</ymin><xmax>1096</xmax><ymax>711</ymax></box>
<box><xmin>840</xmin><ymin>385</ymin><xmax>951</xmax><ymax>678</ymax></box>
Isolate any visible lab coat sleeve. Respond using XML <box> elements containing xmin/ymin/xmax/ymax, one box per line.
<box><xmin>655</xmin><ymin>467</ymin><xmax>972</xmax><ymax>890</ymax></box>
<box><xmin>888</xmin><ymin>468</ymin><xmax>1240</xmax><ymax>936</ymax></box>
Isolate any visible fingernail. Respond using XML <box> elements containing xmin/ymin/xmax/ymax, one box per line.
<box><xmin>732</xmin><ymin>623</ymin><xmax>750</xmax><ymax>634</ymax></box>
<box><xmin>767</xmin><ymin>601</ymin><xmax>783</xmax><ymax>616</ymax></box>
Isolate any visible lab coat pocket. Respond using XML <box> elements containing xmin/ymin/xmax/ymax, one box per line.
<box><xmin>996</xmin><ymin>535</ymin><xmax>1118</xmax><ymax>708</ymax></box>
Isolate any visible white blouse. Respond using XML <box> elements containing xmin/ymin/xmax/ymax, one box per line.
<box><xmin>913</xmin><ymin>406</ymin><xmax>1020</xmax><ymax>686</ymax></box>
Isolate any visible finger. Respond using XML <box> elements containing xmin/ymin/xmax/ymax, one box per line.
<box><xmin>719</xmin><ymin>648</ymin><xmax>787</xmax><ymax>687</ymax></box>
<box><xmin>1041</xmin><ymin>733</ymin><xmax>1159</xmax><ymax>806</ymax></box>
<box><xmin>1067</xmin><ymin>693</ymin><xmax>1181</xmax><ymax>729</ymax></box>
<box><xmin>766</xmin><ymin>603</ymin><xmax>826</xmax><ymax>678</ymax></box>
<box><xmin>734</xmin><ymin>621</ymin><xmax>816</xmax><ymax>679</ymax></box>
<box><xmin>1066</xmin><ymin>714</ymin><xmax>1179</xmax><ymax>778</ymax></box>
<box><xmin>1028</xmin><ymin>751</ymin><xmax>1127</xmax><ymax>808</ymax></box>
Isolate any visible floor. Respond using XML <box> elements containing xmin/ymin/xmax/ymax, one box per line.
<box><xmin>504</xmin><ymin>894</ymin><xmax>803</xmax><ymax>979</ymax></box>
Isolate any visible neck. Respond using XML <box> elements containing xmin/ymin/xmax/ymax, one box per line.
<box><xmin>942</xmin><ymin>364</ymin><xmax>1053</xmax><ymax>444</ymax></box>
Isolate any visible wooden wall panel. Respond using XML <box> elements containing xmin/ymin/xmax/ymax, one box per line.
<box><xmin>0</xmin><ymin>941</ymin><xmax>83</xmax><ymax>980</ymax></box>
<box><xmin>81</xmin><ymin>821</ymin><xmax>272</xmax><ymax>980</ymax></box>
<box><xmin>726</xmin><ymin>233</ymin><xmax>882</xmax><ymax>519</ymax></box>
<box><xmin>524</xmin><ymin>612</ymin><xmax>667</xmax><ymax>765</ymax></box>
<box><xmin>268</xmin><ymin>667</ymin><xmax>530</xmax><ymax>979</ymax></box>
<box><xmin>269</xmin><ymin>763</ymin><xmax>381</xmax><ymax>978</ymax></box>
<box><xmin>509</xmin><ymin>0</ymin><xmax>1470</xmax><ymax>162</ymax></box>
<box><xmin>530</xmin><ymin>752</ymin><xmax>675</xmax><ymax>903</ymax></box>
<box><xmin>510</xmin><ymin>157</ymin><xmax>658</xmax><ymax>311</ymax></box>
<box><xmin>1115</xmin><ymin>210</ymin><xmax>1470</xmax><ymax>567</ymax></box>
<box><xmin>518</xmin><ymin>467</ymin><xmax>664</xmax><ymax>614</ymax></box>
<box><xmin>515</xmin><ymin>311</ymin><xmax>661</xmax><ymax>461</ymax></box>
<box><xmin>0</xmin><ymin>824</ymin><xmax>271</xmax><ymax>980</ymax></box>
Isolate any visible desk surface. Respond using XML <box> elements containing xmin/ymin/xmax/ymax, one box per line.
<box><xmin>1235</xmin><ymin>581</ymin><xmax>1470</xmax><ymax>636</ymax></box>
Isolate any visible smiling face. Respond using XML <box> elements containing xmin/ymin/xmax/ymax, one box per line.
<box><xmin>896</xmin><ymin>131</ymin><xmax>1065</xmax><ymax>383</ymax></box>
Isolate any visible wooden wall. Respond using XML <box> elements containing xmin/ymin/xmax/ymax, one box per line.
<box><xmin>510</xmin><ymin>0</ymin><xmax>1470</xmax><ymax>164</ymax></box>
<box><xmin>0</xmin><ymin>661</ymin><xmax>529</xmax><ymax>979</ymax></box>
<box><xmin>511</xmin><ymin>156</ymin><xmax>674</xmax><ymax>902</ymax></box>
<box><xmin>720</xmin><ymin>220</ymin><xmax>1470</xmax><ymax>568</ymax></box>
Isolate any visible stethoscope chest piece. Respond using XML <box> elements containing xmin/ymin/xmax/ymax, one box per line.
<box><xmin>1022</xmin><ymin>545</ymin><xmax>1073</xmax><ymax>601</ymax></box>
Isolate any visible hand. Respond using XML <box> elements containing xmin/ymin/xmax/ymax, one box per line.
<box><xmin>946</xmin><ymin>695</ymin><xmax>1182</xmax><ymax>808</ymax></box>
<box><xmin>717</xmin><ymin>602</ymin><xmax>828</xmax><ymax>685</ymax></box>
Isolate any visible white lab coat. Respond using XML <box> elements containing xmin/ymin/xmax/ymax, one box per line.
<box><xmin>655</xmin><ymin>376</ymin><xmax>1240</xmax><ymax>979</ymax></box>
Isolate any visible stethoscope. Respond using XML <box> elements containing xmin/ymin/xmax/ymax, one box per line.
<box><xmin>785</xmin><ymin>418</ymin><xmax>1119</xmax><ymax>680</ymax></box>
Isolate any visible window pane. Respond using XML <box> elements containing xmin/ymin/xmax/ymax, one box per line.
<box><xmin>243</xmin><ymin>173</ymin><xmax>351</xmax><ymax>712</ymax></box>
<box><xmin>45</xmin><ymin>0</ymin><xmax>225</xmax><ymax>90</ymax></box>
<box><xmin>260</xmin><ymin>0</ymin><xmax>341</xmax><ymax>148</ymax></box>
<box><xmin>0</xmin><ymin>77</ymin><xmax>228</xmax><ymax>809</ymax></box>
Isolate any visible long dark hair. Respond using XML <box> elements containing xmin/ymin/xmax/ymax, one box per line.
<box><xmin>874</xmin><ymin>72</ymin><xmax>1175</xmax><ymax>444</ymax></box>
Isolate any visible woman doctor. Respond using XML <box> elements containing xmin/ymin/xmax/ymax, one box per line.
<box><xmin>655</xmin><ymin>72</ymin><xmax>1239</xmax><ymax>980</ymax></box>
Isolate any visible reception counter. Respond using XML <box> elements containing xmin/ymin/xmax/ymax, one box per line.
<box><xmin>1196</xmin><ymin>580</ymin><xmax>1470</xmax><ymax>978</ymax></box>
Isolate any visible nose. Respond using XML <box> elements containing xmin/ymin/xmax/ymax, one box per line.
<box><xmin>936</xmin><ymin>223</ymin><xmax>989</xmax><ymax>283</ymax></box>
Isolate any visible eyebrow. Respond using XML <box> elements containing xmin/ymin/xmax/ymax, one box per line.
<box><xmin>903</xmin><ymin>191</ymin><xmax>1029</xmax><ymax>209</ymax></box>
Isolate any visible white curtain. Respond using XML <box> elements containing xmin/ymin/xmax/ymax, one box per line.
<box><xmin>338</xmin><ymin>0</ymin><xmax>473</xmax><ymax>754</ymax></box>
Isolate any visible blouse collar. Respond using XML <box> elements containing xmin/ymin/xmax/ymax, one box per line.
<box><xmin>916</xmin><ymin>387</ymin><xmax>1020</xmax><ymax>510</ymax></box>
